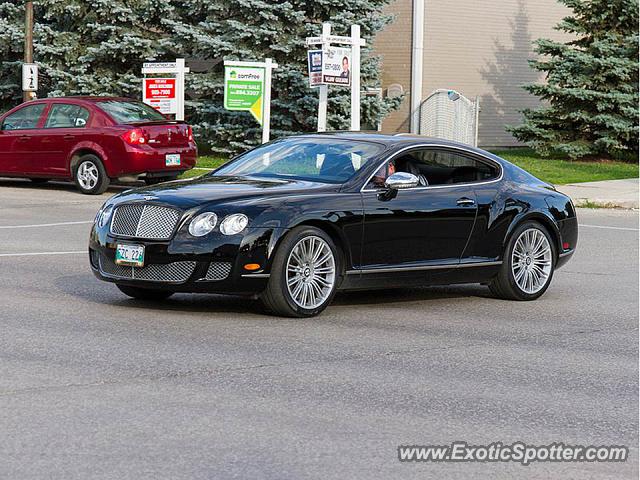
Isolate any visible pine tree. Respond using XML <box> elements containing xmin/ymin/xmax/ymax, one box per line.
<box><xmin>0</xmin><ymin>0</ymin><xmax>178</xmax><ymax>112</ymax></box>
<box><xmin>0</xmin><ymin>0</ymin><xmax>401</xmax><ymax>153</ymax></box>
<box><xmin>509</xmin><ymin>0</ymin><xmax>639</xmax><ymax>159</ymax></box>
<box><xmin>0</xmin><ymin>2</ymin><xmax>25</xmax><ymax>110</ymax></box>
<box><xmin>159</xmin><ymin>0</ymin><xmax>402</xmax><ymax>154</ymax></box>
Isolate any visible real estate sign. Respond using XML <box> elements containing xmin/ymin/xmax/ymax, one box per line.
<box><xmin>223</xmin><ymin>65</ymin><xmax>265</xmax><ymax>125</ymax></box>
<box><xmin>142</xmin><ymin>78</ymin><xmax>177</xmax><ymax>114</ymax></box>
<box><xmin>307</xmin><ymin>50</ymin><xmax>323</xmax><ymax>87</ymax></box>
<box><xmin>322</xmin><ymin>46</ymin><xmax>351</xmax><ymax>87</ymax></box>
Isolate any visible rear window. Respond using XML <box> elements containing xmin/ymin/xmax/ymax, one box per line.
<box><xmin>97</xmin><ymin>100</ymin><xmax>165</xmax><ymax>124</ymax></box>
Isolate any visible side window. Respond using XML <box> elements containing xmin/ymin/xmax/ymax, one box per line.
<box><xmin>1</xmin><ymin>104</ymin><xmax>47</xmax><ymax>130</ymax></box>
<box><xmin>410</xmin><ymin>149</ymin><xmax>499</xmax><ymax>186</ymax></box>
<box><xmin>44</xmin><ymin>104</ymin><xmax>90</xmax><ymax>129</ymax></box>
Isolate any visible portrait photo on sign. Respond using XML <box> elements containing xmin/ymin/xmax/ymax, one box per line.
<box><xmin>322</xmin><ymin>46</ymin><xmax>351</xmax><ymax>87</ymax></box>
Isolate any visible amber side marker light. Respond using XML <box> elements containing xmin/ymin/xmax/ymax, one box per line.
<box><xmin>244</xmin><ymin>263</ymin><xmax>261</xmax><ymax>271</ymax></box>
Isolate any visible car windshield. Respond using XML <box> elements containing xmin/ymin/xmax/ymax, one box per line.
<box><xmin>97</xmin><ymin>100</ymin><xmax>166</xmax><ymax>124</ymax></box>
<box><xmin>212</xmin><ymin>138</ymin><xmax>384</xmax><ymax>184</ymax></box>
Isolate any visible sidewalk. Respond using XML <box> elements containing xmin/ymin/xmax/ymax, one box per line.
<box><xmin>557</xmin><ymin>178</ymin><xmax>639</xmax><ymax>209</ymax></box>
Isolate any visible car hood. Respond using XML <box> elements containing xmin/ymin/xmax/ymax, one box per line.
<box><xmin>110</xmin><ymin>175</ymin><xmax>337</xmax><ymax>209</ymax></box>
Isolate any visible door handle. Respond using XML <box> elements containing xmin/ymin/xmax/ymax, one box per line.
<box><xmin>18</xmin><ymin>135</ymin><xmax>30</xmax><ymax>142</ymax></box>
<box><xmin>456</xmin><ymin>197</ymin><xmax>475</xmax><ymax>206</ymax></box>
<box><xmin>63</xmin><ymin>135</ymin><xmax>75</xmax><ymax>141</ymax></box>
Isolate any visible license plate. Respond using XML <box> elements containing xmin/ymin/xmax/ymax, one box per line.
<box><xmin>165</xmin><ymin>154</ymin><xmax>181</xmax><ymax>166</ymax></box>
<box><xmin>115</xmin><ymin>244</ymin><xmax>145</xmax><ymax>267</ymax></box>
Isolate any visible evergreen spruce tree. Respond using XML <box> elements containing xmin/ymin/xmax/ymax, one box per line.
<box><xmin>0</xmin><ymin>0</ymin><xmax>400</xmax><ymax>153</ymax></box>
<box><xmin>165</xmin><ymin>0</ymin><xmax>402</xmax><ymax>154</ymax></box>
<box><xmin>0</xmin><ymin>2</ymin><xmax>25</xmax><ymax>111</ymax></box>
<box><xmin>509</xmin><ymin>0</ymin><xmax>639</xmax><ymax>159</ymax></box>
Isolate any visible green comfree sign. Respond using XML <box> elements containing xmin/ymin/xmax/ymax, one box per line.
<box><xmin>224</xmin><ymin>65</ymin><xmax>265</xmax><ymax>125</ymax></box>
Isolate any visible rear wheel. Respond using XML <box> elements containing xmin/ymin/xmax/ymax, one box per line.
<box><xmin>116</xmin><ymin>284</ymin><xmax>174</xmax><ymax>301</ymax></box>
<box><xmin>489</xmin><ymin>221</ymin><xmax>556</xmax><ymax>300</ymax></box>
<box><xmin>261</xmin><ymin>226</ymin><xmax>340</xmax><ymax>317</ymax></box>
<box><xmin>73</xmin><ymin>154</ymin><xmax>109</xmax><ymax>195</ymax></box>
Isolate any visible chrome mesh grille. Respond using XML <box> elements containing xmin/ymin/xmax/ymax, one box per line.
<box><xmin>204</xmin><ymin>262</ymin><xmax>232</xmax><ymax>281</ymax></box>
<box><xmin>98</xmin><ymin>254</ymin><xmax>195</xmax><ymax>283</ymax></box>
<box><xmin>110</xmin><ymin>204</ymin><xmax>181</xmax><ymax>240</ymax></box>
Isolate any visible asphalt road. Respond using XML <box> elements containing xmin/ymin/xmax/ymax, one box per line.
<box><xmin>0</xmin><ymin>178</ymin><xmax>637</xmax><ymax>480</ymax></box>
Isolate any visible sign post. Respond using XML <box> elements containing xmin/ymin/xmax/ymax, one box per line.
<box><xmin>223</xmin><ymin>59</ymin><xmax>278</xmax><ymax>144</ymax></box>
<box><xmin>141</xmin><ymin>59</ymin><xmax>189</xmax><ymax>120</ymax></box>
<box><xmin>306</xmin><ymin>23</ymin><xmax>365</xmax><ymax>132</ymax></box>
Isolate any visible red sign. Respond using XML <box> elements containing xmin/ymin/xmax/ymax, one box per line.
<box><xmin>142</xmin><ymin>78</ymin><xmax>177</xmax><ymax>114</ymax></box>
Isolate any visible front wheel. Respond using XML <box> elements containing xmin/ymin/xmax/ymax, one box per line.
<box><xmin>489</xmin><ymin>221</ymin><xmax>556</xmax><ymax>300</ymax></box>
<box><xmin>73</xmin><ymin>154</ymin><xmax>110</xmax><ymax>195</ymax></box>
<box><xmin>116</xmin><ymin>284</ymin><xmax>174</xmax><ymax>301</ymax></box>
<box><xmin>261</xmin><ymin>226</ymin><xmax>340</xmax><ymax>317</ymax></box>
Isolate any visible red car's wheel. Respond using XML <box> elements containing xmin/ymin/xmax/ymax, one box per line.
<box><xmin>73</xmin><ymin>154</ymin><xmax>110</xmax><ymax>195</ymax></box>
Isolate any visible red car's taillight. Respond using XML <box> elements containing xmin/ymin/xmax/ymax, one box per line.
<box><xmin>122</xmin><ymin>129</ymin><xmax>147</xmax><ymax>145</ymax></box>
<box><xmin>187</xmin><ymin>125</ymin><xmax>194</xmax><ymax>142</ymax></box>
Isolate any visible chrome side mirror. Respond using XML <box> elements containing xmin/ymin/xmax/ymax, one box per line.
<box><xmin>384</xmin><ymin>172</ymin><xmax>419</xmax><ymax>190</ymax></box>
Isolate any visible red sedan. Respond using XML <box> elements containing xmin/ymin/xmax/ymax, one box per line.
<box><xmin>0</xmin><ymin>97</ymin><xmax>197</xmax><ymax>194</ymax></box>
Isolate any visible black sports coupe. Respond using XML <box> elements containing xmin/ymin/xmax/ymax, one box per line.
<box><xmin>89</xmin><ymin>133</ymin><xmax>578</xmax><ymax>317</ymax></box>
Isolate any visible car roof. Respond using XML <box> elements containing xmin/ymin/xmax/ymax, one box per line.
<box><xmin>26</xmin><ymin>96</ymin><xmax>138</xmax><ymax>105</ymax></box>
<box><xmin>294</xmin><ymin>131</ymin><xmax>474</xmax><ymax>147</ymax></box>
<box><xmin>292</xmin><ymin>131</ymin><xmax>509</xmax><ymax>164</ymax></box>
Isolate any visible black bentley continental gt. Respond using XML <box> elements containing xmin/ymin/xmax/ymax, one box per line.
<box><xmin>89</xmin><ymin>133</ymin><xmax>578</xmax><ymax>317</ymax></box>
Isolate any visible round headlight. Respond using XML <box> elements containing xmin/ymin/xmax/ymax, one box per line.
<box><xmin>189</xmin><ymin>212</ymin><xmax>218</xmax><ymax>237</ymax></box>
<box><xmin>220</xmin><ymin>214</ymin><xmax>249</xmax><ymax>236</ymax></box>
<box><xmin>98</xmin><ymin>204</ymin><xmax>114</xmax><ymax>228</ymax></box>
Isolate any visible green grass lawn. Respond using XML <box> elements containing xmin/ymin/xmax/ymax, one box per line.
<box><xmin>491</xmin><ymin>148</ymin><xmax>638</xmax><ymax>185</ymax></box>
<box><xmin>181</xmin><ymin>149</ymin><xmax>638</xmax><ymax>186</ymax></box>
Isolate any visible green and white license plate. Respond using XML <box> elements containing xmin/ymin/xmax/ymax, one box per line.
<box><xmin>115</xmin><ymin>244</ymin><xmax>145</xmax><ymax>267</ymax></box>
<box><xmin>165</xmin><ymin>153</ymin><xmax>181</xmax><ymax>166</ymax></box>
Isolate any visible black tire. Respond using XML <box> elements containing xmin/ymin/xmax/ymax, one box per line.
<box><xmin>489</xmin><ymin>221</ymin><xmax>557</xmax><ymax>301</ymax></box>
<box><xmin>260</xmin><ymin>226</ymin><xmax>341</xmax><ymax>318</ymax></box>
<box><xmin>116</xmin><ymin>284</ymin><xmax>174</xmax><ymax>301</ymax></box>
<box><xmin>29</xmin><ymin>178</ymin><xmax>49</xmax><ymax>184</ymax></box>
<box><xmin>73</xmin><ymin>154</ymin><xmax>110</xmax><ymax>195</ymax></box>
<box><xmin>144</xmin><ymin>175</ymin><xmax>178</xmax><ymax>186</ymax></box>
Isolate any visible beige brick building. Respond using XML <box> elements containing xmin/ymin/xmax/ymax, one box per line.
<box><xmin>373</xmin><ymin>0</ymin><xmax>570</xmax><ymax>147</ymax></box>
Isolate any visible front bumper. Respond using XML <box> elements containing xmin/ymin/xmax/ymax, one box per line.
<box><xmin>89</xmin><ymin>224</ymin><xmax>283</xmax><ymax>295</ymax></box>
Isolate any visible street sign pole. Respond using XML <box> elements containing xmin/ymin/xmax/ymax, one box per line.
<box><xmin>317</xmin><ymin>23</ymin><xmax>331</xmax><ymax>132</ymax></box>
<box><xmin>262</xmin><ymin>58</ymin><xmax>275</xmax><ymax>144</ymax></box>
<box><xmin>175</xmin><ymin>58</ymin><xmax>186</xmax><ymax>121</ymax></box>
<box><xmin>350</xmin><ymin>24</ymin><xmax>361</xmax><ymax>131</ymax></box>
<box><xmin>23</xmin><ymin>1</ymin><xmax>35</xmax><ymax>102</ymax></box>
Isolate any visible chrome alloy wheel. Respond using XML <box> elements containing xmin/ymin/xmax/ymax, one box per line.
<box><xmin>77</xmin><ymin>160</ymin><xmax>99</xmax><ymax>190</ymax></box>
<box><xmin>511</xmin><ymin>228</ymin><xmax>552</xmax><ymax>294</ymax></box>
<box><xmin>286</xmin><ymin>235</ymin><xmax>336</xmax><ymax>309</ymax></box>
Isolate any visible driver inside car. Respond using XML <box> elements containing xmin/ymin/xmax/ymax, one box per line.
<box><xmin>371</xmin><ymin>159</ymin><xmax>396</xmax><ymax>187</ymax></box>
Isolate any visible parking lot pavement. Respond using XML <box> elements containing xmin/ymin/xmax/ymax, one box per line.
<box><xmin>0</xmin><ymin>179</ymin><xmax>637</xmax><ymax>480</ymax></box>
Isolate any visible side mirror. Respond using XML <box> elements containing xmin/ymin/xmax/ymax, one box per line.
<box><xmin>384</xmin><ymin>172</ymin><xmax>419</xmax><ymax>190</ymax></box>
